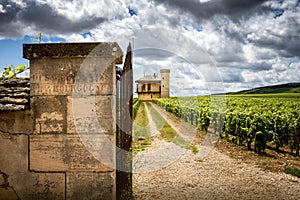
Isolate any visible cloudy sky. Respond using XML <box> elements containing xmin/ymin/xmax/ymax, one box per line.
<box><xmin>0</xmin><ymin>0</ymin><xmax>299</xmax><ymax>95</ymax></box>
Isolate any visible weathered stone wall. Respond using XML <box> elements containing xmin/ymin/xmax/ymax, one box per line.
<box><xmin>137</xmin><ymin>82</ymin><xmax>161</xmax><ymax>93</ymax></box>
<box><xmin>136</xmin><ymin>82</ymin><xmax>161</xmax><ymax>101</ymax></box>
<box><xmin>0</xmin><ymin>42</ymin><xmax>123</xmax><ymax>200</ymax></box>
<box><xmin>137</xmin><ymin>92</ymin><xmax>161</xmax><ymax>101</ymax></box>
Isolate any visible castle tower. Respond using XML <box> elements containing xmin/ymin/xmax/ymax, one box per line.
<box><xmin>160</xmin><ymin>69</ymin><xmax>170</xmax><ymax>98</ymax></box>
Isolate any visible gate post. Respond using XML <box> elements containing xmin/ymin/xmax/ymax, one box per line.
<box><xmin>23</xmin><ymin>42</ymin><xmax>123</xmax><ymax>200</ymax></box>
<box><xmin>116</xmin><ymin>43</ymin><xmax>133</xmax><ymax>199</ymax></box>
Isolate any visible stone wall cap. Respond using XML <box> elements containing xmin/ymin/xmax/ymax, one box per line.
<box><xmin>23</xmin><ymin>42</ymin><xmax>123</xmax><ymax>64</ymax></box>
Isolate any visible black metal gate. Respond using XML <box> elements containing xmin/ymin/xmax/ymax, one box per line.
<box><xmin>116</xmin><ymin>43</ymin><xmax>133</xmax><ymax>199</ymax></box>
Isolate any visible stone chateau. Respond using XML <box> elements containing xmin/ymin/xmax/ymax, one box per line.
<box><xmin>135</xmin><ymin>69</ymin><xmax>170</xmax><ymax>101</ymax></box>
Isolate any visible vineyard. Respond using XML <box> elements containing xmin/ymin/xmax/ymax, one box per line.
<box><xmin>152</xmin><ymin>94</ymin><xmax>300</xmax><ymax>156</ymax></box>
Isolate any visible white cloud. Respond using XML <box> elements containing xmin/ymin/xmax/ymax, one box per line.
<box><xmin>272</xmin><ymin>58</ymin><xmax>289</xmax><ymax>71</ymax></box>
<box><xmin>0</xmin><ymin>5</ymin><xmax>6</xmax><ymax>13</ymax></box>
<box><xmin>41</xmin><ymin>0</ymin><xmax>128</xmax><ymax>21</ymax></box>
<box><xmin>61</xmin><ymin>0</ymin><xmax>300</xmax><ymax>94</ymax></box>
<box><xmin>0</xmin><ymin>4</ymin><xmax>6</xmax><ymax>13</ymax></box>
<box><xmin>10</xmin><ymin>0</ymin><xmax>27</xmax><ymax>8</ymax></box>
<box><xmin>1</xmin><ymin>0</ymin><xmax>300</xmax><ymax>94</ymax></box>
<box><xmin>199</xmin><ymin>0</ymin><xmax>211</xmax><ymax>3</ymax></box>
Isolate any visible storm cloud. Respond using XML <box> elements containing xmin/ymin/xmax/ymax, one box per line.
<box><xmin>152</xmin><ymin>0</ymin><xmax>268</xmax><ymax>22</ymax></box>
<box><xmin>150</xmin><ymin>0</ymin><xmax>300</xmax><ymax>58</ymax></box>
<box><xmin>0</xmin><ymin>0</ymin><xmax>299</xmax><ymax>94</ymax></box>
<box><xmin>0</xmin><ymin>0</ymin><xmax>124</xmax><ymax>37</ymax></box>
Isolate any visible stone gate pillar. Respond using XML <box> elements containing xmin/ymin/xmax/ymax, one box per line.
<box><xmin>23</xmin><ymin>42</ymin><xmax>123</xmax><ymax>200</ymax></box>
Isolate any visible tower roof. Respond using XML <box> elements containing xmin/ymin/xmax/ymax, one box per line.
<box><xmin>135</xmin><ymin>69</ymin><xmax>170</xmax><ymax>83</ymax></box>
<box><xmin>135</xmin><ymin>75</ymin><xmax>161</xmax><ymax>83</ymax></box>
<box><xmin>135</xmin><ymin>74</ymin><xmax>161</xmax><ymax>83</ymax></box>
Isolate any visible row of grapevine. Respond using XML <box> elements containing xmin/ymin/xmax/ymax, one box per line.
<box><xmin>152</xmin><ymin>95</ymin><xmax>300</xmax><ymax>156</ymax></box>
<box><xmin>132</xmin><ymin>98</ymin><xmax>141</xmax><ymax>120</ymax></box>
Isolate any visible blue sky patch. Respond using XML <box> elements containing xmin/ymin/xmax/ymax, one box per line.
<box><xmin>183</xmin><ymin>24</ymin><xmax>203</xmax><ymax>32</ymax></box>
<box><xmin>195</xmin><ymin>26</ymin><xmax>203</xmax><ymax>32</ymax></box>
<box><xmin>82</xmin><ymin>32</ymin><xmax>93</xmax><ymax>38</ymax></box>
<box><xmin>272</xmin><ymin>8</ymin><xmax>284</xmax><ymax>18</ymax></box>
<box><xmin>0</xmin><ymin>39</ymin><xmax>28</xmax><ymax>69</ymax></box>
<box><xmin>128</xmin><ymin>7</ymin><xmax>137</xmax><ymax>16</ymax></box>
<box><xmin>0</xmin><ymin>35</ymin><xmax>67</xmax><ymax>71</ymax></box>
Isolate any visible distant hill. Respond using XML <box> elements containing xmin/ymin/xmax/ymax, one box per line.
<box><xmin>229</xmin><ymin>82</ymin><xmax>300</xmax><ymax>94</ymax></box>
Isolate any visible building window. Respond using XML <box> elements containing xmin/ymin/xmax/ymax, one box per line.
<box><xmin>142</xmin><ymin>84</ymin><xmax>145</xmax><ymax>91</ymax></box>
<box><xmin>148</xmin><ymin>83</ymin><xmax>151</xmax><ymax>91</ymax></box>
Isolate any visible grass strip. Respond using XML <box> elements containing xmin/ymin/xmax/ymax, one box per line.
<box><xmin>133</xmin><ymin>102</ymin><xmax>150</xmax><ymax>139</ymax></box>
<box><xmin>147</xmin><ymin>103</ymin><xmax>190</xmax><ymax>148</ymax></box>
<box><xmin>132</xmin><ymin>103</ymin><xmax>152</xmax><ymax>153</ymax></box>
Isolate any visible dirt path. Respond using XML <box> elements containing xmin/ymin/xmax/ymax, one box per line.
<box><xmin>132</xmin><ymin>103</ymin><xmax>300</xmax><ymax>200</ymax></box>
<box><xmin>133</xmin><ymin>103</ymin><xmax>186</xmax><ymax>173</ymax></box>
<box><xmin>144</xmin><ymin>103</ymin><xmax>160</xmax><ymax>136</ymax></box>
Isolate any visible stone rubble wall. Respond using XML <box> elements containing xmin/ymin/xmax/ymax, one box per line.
<box><xmin>0</xmin><ymin>78</ymin><xmax>30</xmax><ymax>111</ymax></box>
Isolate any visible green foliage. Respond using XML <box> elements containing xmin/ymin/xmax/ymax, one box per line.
<box><xmin>132</xmin><ymin>98</ymin><xmax>141</xmax><ymax>120</ymax></box>
<box><xmin>147</xmin><ymin>103</ymin><xmax>190</xmax><ymax>148</ymax></box>
<box><xmin>148</xmin><ymin>103</ymin><xmax>175</xmax><ymax>141</ymax></box>
<box><xmin>1</xmin><ymin>64</ymin><xmax>29</xmax><ymax>79</ymax></box>
<box><xmin>160</xmin><ymin>124</ymin><xmax>177</xmax><ymax>142</ymax></box>
<box><xmin>189</xmin><ymin>145</ymin><xmax>199</xmax><ymax>154</ymax></box>
<box><xmin>132</xmin><ymin>103</ymin><xmax>151</xmax><ymax>153</ymax></box>
<box><xmin>284</xmin><ymin>167</ymin><xmax>300</xmax><ymax>178</ymax></box>
<box><xmin>147</xmin><ymin>102</ymin><xmax>165</xmax><ymax>130</ymax></box>
<box><xmin>152</xmin><ymin>94</ymin><xmax>300</xmax><ymax>156</ymax></box>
